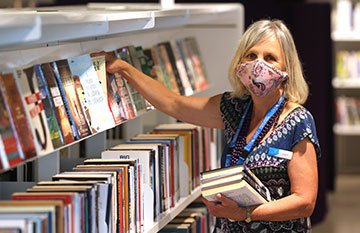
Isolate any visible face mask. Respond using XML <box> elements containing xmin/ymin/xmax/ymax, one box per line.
<box><xmin>236</xmin><ymin>59</ymin><xmax>288</xmax><ymax>97</ymax></box>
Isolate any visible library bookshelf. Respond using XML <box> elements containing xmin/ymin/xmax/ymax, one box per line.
<box><xmin>0</xmin><ymin>3</ymin><xmax>244</xmax><ymax>232</ymax></box>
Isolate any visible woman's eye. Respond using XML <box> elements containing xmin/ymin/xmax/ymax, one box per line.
<box><xmin>265</xmin><ymin>55</ymin><xmax>276</xmax><ymax>62</ymax></box>
<box><xmin>245</xmin><ymin>53</ymin><xmax>257</xmax><ymax>60</ymax></box>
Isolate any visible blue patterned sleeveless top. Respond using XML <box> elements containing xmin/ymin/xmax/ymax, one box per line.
<box><xmin>217</xmin><ymin>92</ymin><xmax>321</xmax><ymax>233</ymax></box>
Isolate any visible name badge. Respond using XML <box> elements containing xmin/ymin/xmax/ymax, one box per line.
<box><xmin>268</xmin><ymin>147</ymin><xmax>293</xmax><ymax>160</ymax></box>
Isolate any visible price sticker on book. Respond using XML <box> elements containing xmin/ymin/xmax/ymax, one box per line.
<box><xmin>268</xmin><ymin>147</ymin><xmax>293</xmax><ymax>160</ymax></box>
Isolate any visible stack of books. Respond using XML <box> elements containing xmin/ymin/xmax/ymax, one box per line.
<box><xmin>200</xmin><ymin>165</ymin><xmax>272</xmax><ymax>207</ymax></box>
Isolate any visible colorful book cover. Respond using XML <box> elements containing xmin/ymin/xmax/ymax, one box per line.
<box><xmin>0</xmin><ymin>86</ymin><xmax>23</xmax><ymax>170</ymax></box>
<box><xmin>176</xmin><ymin>39</ymin><xmax>197</xmax><ymax>91</ymax></box>
<box><xmin>68</xmin><ymin>54</ymin><xmax>115</xmax><ymax>133</ymax></box>
<box><xmin>40</xmin><ymin>63</ymin><xmax>75</xmax><ymax>144</ymax></box>
<box><xmin>116</xmin><ymin>46</ymin><xmax>147</xmax><ymax>115</ymax></box>
<box><xmin>54</xmin><ymin>59</ymin><xmax>91</xmax><ymax>139</ymax></box>
<box><xmin>16</xmin><ymin>67</ymin><xmax>55</xmax><ymax>155</ymax></box>
<box><xmin>184</xmin><ymin>37</ymin><xmax>208</xmax><ymax>91</ymax></box>
<box><xmin>159</xmin><ymin>41</ymin><xmax>185</xmax><ymax>95</ymax></box>
<box><xmin>136</xmin><ymin>46</ymin><xmax>158</xmax><ymax>79</ymax></box>
<box><xmin>113</xmin><ymin>72</ymin><xmax>136</xmax><ymax>120</ymax></box>
<box><xmin>91</xmin><ymin>54</ymin><xmax>126</xmax><ymax>125</ymax></box>
<box><xmin>107</xmin><ymin>73</ymin><xmax>127</xmax><ymax>123</ymax></box>
<box><xmin>170</xmin><ymin>40</ymin><xmax>194</xmax><ymax>96</ymax></box>
<box><xmin>136</xmin><ymin>46</ymin><xmax>155</xmax><ymax>110</ymax></box>
<box><xmin>157</xmin><ymin>44</ymin><xmax>181</xmax><ymax>95</ymax></box>
<box><xmin>0</xmin><ymin>73</ymin><xmax>37</xmax><ymax>160</ymax></box>
<box><xmin>150</xmin><ymin>46</ymin><xmax>170</xmax><ymax>88</ymax></box>
<box><xmin>33</xmin><ymin>64</ymin><xmax>64</xmax><ymax>148</ymax></box>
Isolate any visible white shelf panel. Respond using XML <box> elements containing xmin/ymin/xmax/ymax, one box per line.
<box><xmin>332</xmin><ymin>31</ymin><xmax>360</xmax><ymax>41</ymax></box>
<box><xmin>332</xmin><ymin>78</ymin><xmax>360</xmax><ymax>88</ymax></box>
<box><xmin>145</xmin><ymin>187</ymin><xmax>201</xmax><ymax>233</ymax></box>
<box><xmin>334</xmin><ymin>124</ymin><xmax>360</xmax><ymax>135</ymax></box>
<box><xmin>0</xmin><ymin>12</ymin><xmax>41</xmax><ymax>47</ymax></box>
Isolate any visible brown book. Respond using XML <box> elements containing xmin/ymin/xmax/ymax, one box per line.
<box><xmin>0</xmin><ymin>72</ymin><xmax>37</xmax><ymax>160</ymax></box>
<box><xmin>54</xmin><ymin>59</ymin><xmax>91</xmax><ymax>139</ymax></box>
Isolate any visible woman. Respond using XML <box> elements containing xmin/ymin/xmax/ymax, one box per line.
<box><xmin>104</xmin><ymin>19</ymin><xmax>320</xmax><ymax>233</ymax></box>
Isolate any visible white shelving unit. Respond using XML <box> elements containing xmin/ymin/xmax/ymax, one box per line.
<box><xmin>146</xmin><ymin>187</ymin><xmax>201</xmax><ymax>233</ymax></box>
<box><xmin>332</xmin><ymin>77</ymin><xmax>360</xmax><ymax>88</ymax></box>
<box><xmin>333</xmin><ymin>124</ymin><xmax>360</xmax><ymax>135</ymax></box>
<box><xmin>332</xmin><ymin>18</ymin><xmax>360</xmax><ymax>173</ymax></box>
<box><xmin>0</xmin><ymin>3</ymin><xmax>244</xmax><ymax>231</ymax></box>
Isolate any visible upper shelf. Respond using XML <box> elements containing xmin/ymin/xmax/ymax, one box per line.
<box><xmin>0</xmin><ymin>3</ymin><xmax>242</xmax><ymax>49</ymax></box>
<box><xmin>0</xmin><ymin>11</ymin><xmax>41</xmax><ymax>46</ymax></box>
<box><xmin>332</xmin><ymin>31</ymin><xmax>360</xmax><ymax>41</ymax></box>
<box><xmin>332</xmin><ymin>78</ymin><xmax>360</xmax><ymax>88</ymax></box>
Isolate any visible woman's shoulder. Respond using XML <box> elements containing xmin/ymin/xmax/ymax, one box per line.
<box><xmin>279</xmin><ymin>102</ymin><xmax>315</xmax><ymax>126</ymax></box>
<box><xmin>279</xmin><ymin>102</ymin><xmax>321</xmax><ymax>158</ymax></box>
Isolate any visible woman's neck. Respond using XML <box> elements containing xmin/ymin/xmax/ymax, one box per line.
<box><xmin>251</xmin><ymin>90</ymin><xmax>283</xmax><ymax>121</ymax></box>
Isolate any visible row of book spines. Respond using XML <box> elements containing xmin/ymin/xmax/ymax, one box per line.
<box><xmin>2</xmin><ymin>123</ymin><xmax>221</xmax><ymax>232</ymax></box>
<box><xmin>159</xmin><ymin>200</ymin><xmax>214</xmax><ymax>233</ymax></box>
<box><xmin>335</xmin><ymin>96</ymin><xmax>360</xmax><ymax>125</ymax></box>
<box><xmin>0</xmin><ymin>36</ymin><xmax>208</xmax><ymax>174</ymax></box>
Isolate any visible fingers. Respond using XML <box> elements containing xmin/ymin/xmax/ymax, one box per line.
<box><xmin>215</xmin><ymin>193</ymin><xmax>239</xmax><ymax>208</ymax></box>
<box><xmin>202</xmin><ymin>194</ymin><xmax>242</xmax><ymax>219</ymax></box>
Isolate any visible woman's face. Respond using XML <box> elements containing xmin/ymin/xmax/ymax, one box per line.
<box><xmin>242</xmin><ymin>36</ymin><xmax>286</xmax><ymax>71</ymax></box>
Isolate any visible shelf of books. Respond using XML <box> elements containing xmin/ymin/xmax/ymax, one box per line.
<box><xmin>146</xmin><ymin>187</ymin><xmax>201</xmax><ymax>233</ymax></box>
<box><xmin>0</xmin><ymin>3</ymin><xmax>243</xmax><ymax>232</ymax></box>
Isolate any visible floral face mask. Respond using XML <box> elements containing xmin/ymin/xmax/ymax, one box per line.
<box><xmin>236</xmin><ymin>59</ymin><xmax>288</xmax><ymax>97</ymax></box>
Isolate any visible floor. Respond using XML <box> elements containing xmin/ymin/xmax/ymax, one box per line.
<box><xmin>313</xmin><ymin>175</ymin><xmax>360</xmax><ymax>233</ymax></box>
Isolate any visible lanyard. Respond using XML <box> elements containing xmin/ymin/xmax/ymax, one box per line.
<box><xmin>225</xmin><ymin>95</ymin><xmax>285</xmax><ymax>167</ymax></box>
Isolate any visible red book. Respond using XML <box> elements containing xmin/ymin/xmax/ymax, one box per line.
<box><xmin>0</xmin><ymin>73</ymin><xmax>37</xmax><ymax>160</ymax></box>
<box><xmin>0</xmin><ymin>85</ymin><xmax>23</xmax><ymax>170</ymax></box>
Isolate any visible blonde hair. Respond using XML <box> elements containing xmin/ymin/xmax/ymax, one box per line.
<box><xmin>228</xmin><ymin>19</ymin><xmax>309</xmax><ymax>104</ymax></box>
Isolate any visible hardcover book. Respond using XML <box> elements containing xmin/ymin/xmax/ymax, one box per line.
<box><xmin>0</xmin><ymin>86</ymin><xmax>23</xmax><ymax>170</ymax></box>
<box><xmin>91</xmin><ymin>54</ymin><xmax>126</xmax><ymax>125</ymax></box>
<box><xmin>200</xmin><ymin>164</ymin><xmax>272</xmax><ymax>207</ymax></box>
<box><xmin>40</xmin><ymin>63</ymin><xmax>75</xmax><ymax>144</ymax></box>
<box><xmin>113</xmin><ymin>72</ymin><xmax>136</xmax><ymax>120</ymax></box>
<box><xmin>0</xmin><ymin>72</ymin><xmax>37</xmax><ymax>160</ymax></box>
<box><xmin>159</xmin><ymin>41</ymin><xmax>185</xmax><ymax>95</ymax></box>
<box><xmin>17</xmin><ymin>67</ymin><xmax>55</xmax><ymax>155</ymax></box>
<box><xmin>68</xmin><ymin>54</ymin><xmax>116</xmax><ymax>133</ymax></box>
<box><xmin>116</xmin><ymin>46</ymin><xmax>147</xmax><ymax>115</ymax></box>
<box><xmin>157</xmin><ymin>44</ymin><xmax>181</xmax><ymax>95</ymax></box>
<box><xmin>34</xmin><ymin>64</ymin><xmax>64</xmax><ymax>148</ymax></box>
<box><xmin>53</xmin><ymin>59</ymin><xmax>91</xmax><ymax>139</ymax></box>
